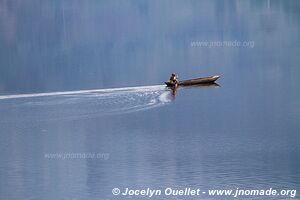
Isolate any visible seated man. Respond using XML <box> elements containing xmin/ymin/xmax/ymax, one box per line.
<box><xmin>169</xmin><ymin>73</ymin><xmax>179</xmax><ymax>86</ymax></box>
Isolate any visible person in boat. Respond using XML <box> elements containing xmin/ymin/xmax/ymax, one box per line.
<box><xmin>169</xmin><ymin>73</ymin><xmax>179</xmax><ymax>86</ymax></box>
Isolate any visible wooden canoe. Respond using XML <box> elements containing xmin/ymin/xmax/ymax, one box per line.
<box><xmin>165</xmin><ymin>75</ymin><xmax>220</xmax><ymax>87</ymax></box>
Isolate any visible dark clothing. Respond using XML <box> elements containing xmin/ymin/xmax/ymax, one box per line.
<box><xmin>169</xmin><ymin>75</ymin><xmax>178</xmax><ymax>85</ymax></box>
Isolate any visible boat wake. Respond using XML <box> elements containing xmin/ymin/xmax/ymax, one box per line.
<box><xmin>0</xmin><ymin>85</ymin><xmax>172</xmax><ymax>122</ymax></box>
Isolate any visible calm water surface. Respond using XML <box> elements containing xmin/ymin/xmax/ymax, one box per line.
<box><xmin>0</xmin><ymin>1</ymin><xmax>300</xmax><ymax>200</ymax></box>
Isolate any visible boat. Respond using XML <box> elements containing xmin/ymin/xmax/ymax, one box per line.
<box><xmin>165</xmin><ymin>75</ymin><xmax>220</xmax><ymax>87</ymax></box>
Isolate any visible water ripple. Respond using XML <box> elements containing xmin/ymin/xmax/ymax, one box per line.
<box><xmin>0</xmin><ymin>85</ymin><xmax>171</xmax><ymax>122</ymax></box>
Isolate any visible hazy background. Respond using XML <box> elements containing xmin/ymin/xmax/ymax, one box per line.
<box><xmin>0</xmin><ymin>1</ymin><xmax>300</xmax><ymax>200</ymax></box>
<box><xmin>0</xmin><ymin>0</ymin><xmax>299</xmax><ymax>94</ymax></box>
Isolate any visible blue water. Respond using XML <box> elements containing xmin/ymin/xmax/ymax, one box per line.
<box><xmin>0</xmin><ymin>1</ymin><xmax>300</xmax><ymax>200</ymax></box>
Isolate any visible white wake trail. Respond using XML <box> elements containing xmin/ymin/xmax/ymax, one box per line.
<box><xmin>0</xmin><ymin>85</ymin><xmax>165</xmax><ymax>100</ymax></box>
<box><xmin>0</xmin><ymin>85</ymin><xmax>172</xmax><ymax>121</ymax></box>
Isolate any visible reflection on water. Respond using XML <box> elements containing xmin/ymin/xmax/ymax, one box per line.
<box><xmin>169</xmin><ymin>83</ymin><xmax>220</xmax><ymax>98</ymax></box>
<box><xmin>0</xmin><ymin>0</ymin><xmax>300</xmax><ymax>200</ymax></box>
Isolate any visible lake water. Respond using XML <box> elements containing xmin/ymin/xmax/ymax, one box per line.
<box><xmin>0</xmin><ymin>1</ymin><xmax>300</xmax><ymax>200</ymax></box>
